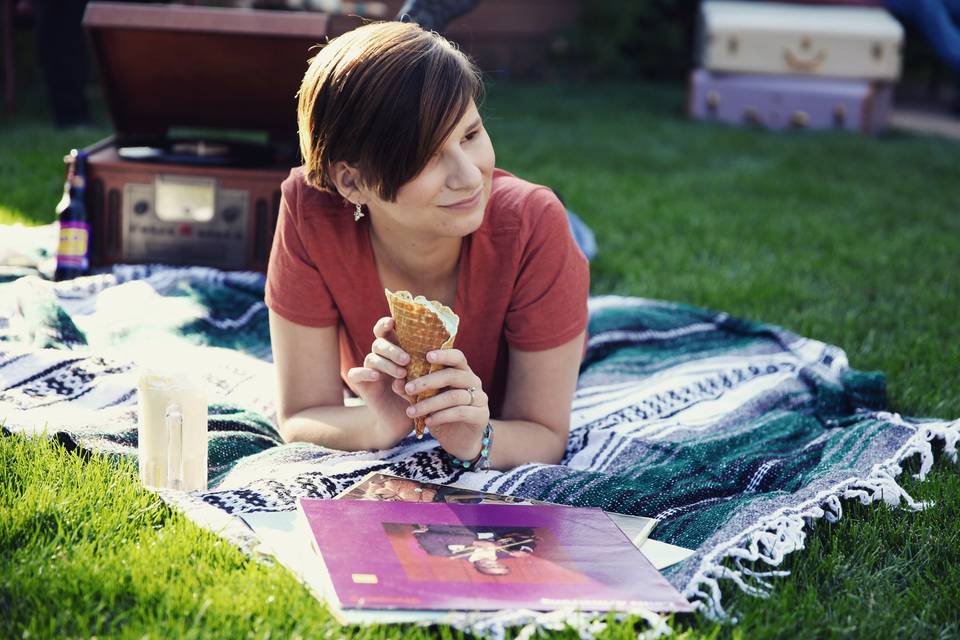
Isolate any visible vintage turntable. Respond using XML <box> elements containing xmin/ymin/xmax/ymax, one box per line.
<box><xmin>55</xmin><ymin>2</ymin><xmax>365</xmax><ymax>278</ymax></box>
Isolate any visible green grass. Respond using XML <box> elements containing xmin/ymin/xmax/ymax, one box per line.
<box><xmin>0</xmin><ymin>83</ymin><xmax>111</xmax><ymax>227</ymax></box>
<box><xmin>2</xmin><ymin>79</ymin><xmax>959</xmax><ymax>638</ymax></box>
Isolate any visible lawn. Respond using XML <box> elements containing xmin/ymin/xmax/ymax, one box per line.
<box><xmin>1</xmin><ymin>79</ymin><xmax>959</xmax><ymax>638</ymax></box>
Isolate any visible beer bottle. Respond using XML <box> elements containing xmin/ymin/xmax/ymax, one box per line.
<box><xmin>54</xmin><ymin>149</ymin><xmax>91</xmax><ymax>281</ymax></box>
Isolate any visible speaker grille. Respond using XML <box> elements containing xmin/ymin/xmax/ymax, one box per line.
<box><xmin>88</xmin><ymin>178</ymin><xmax>104</xmax><ymax>262</ymax></box>
<box><xmin>107</xmin><ymin>189</ymin><xmax>121</xmax><ymax>254</ymax></box>
<box><xmin>254</xmin><ymin>198</ymin><xmax>268</xmax><ymax>263</ymax></box>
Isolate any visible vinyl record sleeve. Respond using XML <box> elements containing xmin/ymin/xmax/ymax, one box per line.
<box><xmin>334</xmin><ymin>471</ymin><xmax>659</xmax><ymax>548</ymax></box>
<box><xmin>297</xmin><ymin>499</ymin><xmax>693</xmax><ymax>614</ymax></box>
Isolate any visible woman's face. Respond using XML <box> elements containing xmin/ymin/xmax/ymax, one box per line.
<box><xmin>366</xmin><ymin>99</ymin><xmax>495</xmax><ymax>239</ymax></box>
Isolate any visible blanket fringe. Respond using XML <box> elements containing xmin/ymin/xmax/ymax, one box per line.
<box><xmin>683</xmin><ymin>412</ymin><xmax>960</xmax><ymax>621</ymax></box>
<box><xmin>462</xmin><ymin>605</ymin><xmax>672</xmax><ymax>640</ymax></box>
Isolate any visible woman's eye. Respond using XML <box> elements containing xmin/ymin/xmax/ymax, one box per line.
<box><xmin>464</xmin><ymin>130</ymin><xmax>478</xmax><ymax>142</ymax></box>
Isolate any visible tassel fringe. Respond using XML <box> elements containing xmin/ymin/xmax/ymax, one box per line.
<box><xmin>683</xmin><ymin>412</ymin><xmax>960</xmax><ymax>622</ymax></box>
<box><xmin>462</xmin><ymin>605</ymin><xmax>672</xmax><ymax>640</ymax></box>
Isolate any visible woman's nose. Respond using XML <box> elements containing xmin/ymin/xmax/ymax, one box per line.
<box><xmin>446</xmin><ymin>149</ymin><xmax>482</xmax><ymax>191</ymax></box>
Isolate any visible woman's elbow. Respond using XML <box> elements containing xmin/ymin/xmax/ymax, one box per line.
<box><xmin>277</xmin><ymin>419</ymin><xmax>293</xmax><ymax>444</ymax></box>
<box><xmin>276</xmin><ymin>412</ymin><xmax>304</xmax><ymax>444</ymax></box>
<box><xmin>543</xmin><ymin>422</ymin><xmax>570</xmax><ymax>465</ymax></box>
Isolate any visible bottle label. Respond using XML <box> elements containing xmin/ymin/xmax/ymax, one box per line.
<box><xmin>57</xmin><ymin>222</ymin><xmax>90</xmax><ymax>269</ymax></box>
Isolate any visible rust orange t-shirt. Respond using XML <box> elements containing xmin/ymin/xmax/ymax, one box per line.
<box><xmin>264</xmin><ymin>166</ymin><xmax>590</xmax><ymax>417</ymax></box>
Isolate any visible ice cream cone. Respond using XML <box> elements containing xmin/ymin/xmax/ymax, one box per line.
<box><xmin>384</xmin><ymin>289</ymin><xmax>460</xmax><ymax>438</ymax></box>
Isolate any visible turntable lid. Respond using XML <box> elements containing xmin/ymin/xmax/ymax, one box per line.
<box><xmin>83</xmin><ymin>2</ymin><xmax>364</xmax><ymax>138</ymax></box>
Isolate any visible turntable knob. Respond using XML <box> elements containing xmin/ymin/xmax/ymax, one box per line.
<box><xmin>221</xmin><ymin>206</ymin><xmax>241</xmax><ymax>223</ymax></box>
<box><xmin>134</xmin><ymin>200</ymin><xmax>150</xmax><ymax>215</ymax></box>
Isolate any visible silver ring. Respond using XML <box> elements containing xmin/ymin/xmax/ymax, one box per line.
<box><xmin>466</xmin><ymin>386</ymin><xmax>477</xmax><ymax>406</ymax></box>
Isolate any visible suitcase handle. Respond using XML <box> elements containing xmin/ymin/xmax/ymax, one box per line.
<box><xmin>784</xmin><ymin>48</ymin><xmax>827</xmax><ymax>73</ymax></box>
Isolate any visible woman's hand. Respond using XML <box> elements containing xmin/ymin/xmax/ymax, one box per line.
<box><xmin>402</xmin><ymin>348</ymin><xmax>491</xmax><ymax>461</ymax></box>
<box><xmin>345</xmin><ymin>317</ymin><xmax>416</xmax><ymax>448</ymax></box>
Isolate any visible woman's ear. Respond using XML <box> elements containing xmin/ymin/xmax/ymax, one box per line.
<box><xmin>330</xmin><ymin>161</ymin><xmax>365</xmax><ymax>204</ymax></box>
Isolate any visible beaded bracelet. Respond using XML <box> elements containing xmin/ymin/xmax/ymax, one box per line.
<box><xmin>448</xmin><ymin>422</ymin><xmax>493</xmax><ymax>470</ymax></box>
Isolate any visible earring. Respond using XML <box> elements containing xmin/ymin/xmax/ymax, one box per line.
<box><xmin>353</xmin><ymin>202</ymin><xmax>365</xmax><ymax>222</ymax></box>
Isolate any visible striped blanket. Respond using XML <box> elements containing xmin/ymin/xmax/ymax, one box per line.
<box><xmin>1</xmin><ymin>252</ymin><xmax>957</xmax><ymax>633</ymax></box>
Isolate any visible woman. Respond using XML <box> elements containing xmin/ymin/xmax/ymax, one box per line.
<box><xmin>266</xmin><ymin>21</ymin><xmax>589</xmax><ymax>471</ymax></box>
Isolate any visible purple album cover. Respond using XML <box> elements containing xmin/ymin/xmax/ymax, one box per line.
<box><xmin>298</xmin><ymin>499</ymin><xmax>693</xmax><ymax>614</ymax></box>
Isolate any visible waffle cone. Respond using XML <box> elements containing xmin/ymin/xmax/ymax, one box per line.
<box><xmin>384</xmin><ymin>289</ymin><xmax>460</xmax><ymax>438</ymax></box>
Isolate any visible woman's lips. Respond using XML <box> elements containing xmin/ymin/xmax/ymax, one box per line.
<box><xmin>441</xmin><ymin>190</ymin><xmax>482</xmax><ymax>209</ymax></box>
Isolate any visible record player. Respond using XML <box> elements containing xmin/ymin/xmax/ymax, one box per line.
<box><xmin>66</xmin><ymin>2</ymin><xmax>364</xmax><ymax>274</ymax></box>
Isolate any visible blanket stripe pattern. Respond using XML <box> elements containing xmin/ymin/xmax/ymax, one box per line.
<box><xmin>1</xmin><ymin>262</ymin><xmax>957</xmax><ymax>629</ymax></box>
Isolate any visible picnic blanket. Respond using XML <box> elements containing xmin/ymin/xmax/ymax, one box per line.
<box><xmin>1</xmin><ymin>225</ymin><xmax>958</xmax><ymax>635</ymax></box>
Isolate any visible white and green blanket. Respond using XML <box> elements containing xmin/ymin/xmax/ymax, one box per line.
<box><xmin>1</xmin><ymin>228</ymin><xmax>957</xmax><ymax>633</ymax></box>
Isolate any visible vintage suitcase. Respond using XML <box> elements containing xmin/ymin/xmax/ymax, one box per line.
<box><xmin>58</xmin><ymin>2</ymin><xmax>366</xmax><ymax>276</ymax></box>
<box><xmin>698</xmin><ymin>1</ymin><xmax>904</xmax><ymax>80</ymax></box>
<box><xmin>688</xmin><ymin>68</ymin><xmax>893</xmax><ymax>133</ymax></box>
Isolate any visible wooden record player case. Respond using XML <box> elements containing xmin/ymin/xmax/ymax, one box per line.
<box><xmin>78</xmin><ymin>2</ymin><xmax>364</xmax><ymax>273</ymax></box>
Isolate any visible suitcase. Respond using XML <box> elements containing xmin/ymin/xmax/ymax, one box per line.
<box><xmin>688</xmin><ymin>68</ymin><xmax>894</xmax><ymax>133</ymax></box>
<box><xmin>698</xmin><ymin>1</ymin><xmax>904</xmax><ymax>80</ymax></box>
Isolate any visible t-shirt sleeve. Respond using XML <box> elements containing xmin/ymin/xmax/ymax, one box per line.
<box><xmin>504</xmin><ymin>187</ymin><xmax>590</xmax><ymax>351</ymax></box>
<box><xmin>264</xmin><ymin>177</ymin><xmax>340</xmax><ymax>327</ymax></box>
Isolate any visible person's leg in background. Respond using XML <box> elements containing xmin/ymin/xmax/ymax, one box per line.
<box><xmin>944</xmin><ymin>0</ymin><xmax>960</xmax><ymax>102</ymax></box>
<box><xmin>884</xmin><ymin>0</ymin><xmax>960</xmax><ymax>113</ymax></box>
<box><xmin>32</xmin><ymin>0</ymin><xmax>91</xmax><ymax>128</ymax></box>
<box><xmin>395</xmin><ymin>0</ymin><xmax>480</xmax><ymax>33</ymax></box>
<box><xmin>885</xmin><ymin>0</ymin><xmax>960</xmax><ymax>71</ymax></box>
<box><xmin>945</xmin><ymin>0</ymin><xmax>960</xmax><ymax>21</ymax></box>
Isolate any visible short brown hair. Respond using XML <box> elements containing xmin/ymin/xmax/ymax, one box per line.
<box><xmin>297</xmin><ymin>22</ymin><xmax>484</xmax><ymax>202</ymax></box>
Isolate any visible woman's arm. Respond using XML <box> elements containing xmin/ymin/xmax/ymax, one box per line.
<box><xmin>269</xmin><ymin>310</ymin><xmax>391</xmax><ymax>450</ymax></box>
<box><xmin>413</xmin><ymin>331</ymin><xmax>585</xmax><ymax>469</ymax></box>
<box><xmin>486</xmin><ymin>331</ymin><xmax>585</xmax><ymax>468</ymax></box>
